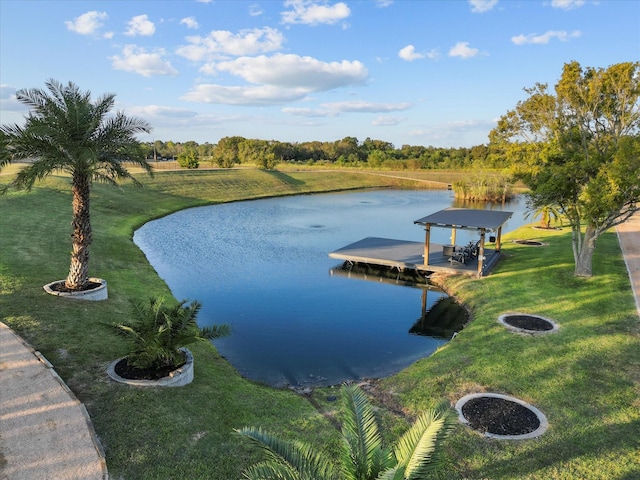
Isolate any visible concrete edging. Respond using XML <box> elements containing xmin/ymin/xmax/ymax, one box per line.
<box><xmin>106</xmin><ymin>348</ymin><xmax>194</xmax><ymax>387</ymax></box>
<box><xmin>43</xmin><ymin>278</ymin><xmax>108</xmax><ymax>301</ymax></box>
<box><xmin>455</xmin><ymin>392</ymin><xmax>549</xmax><ymax>440</ymax></box>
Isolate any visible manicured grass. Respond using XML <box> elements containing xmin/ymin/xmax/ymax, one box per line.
<box><xmin>1</xmin><ymin>168</ymin><xmax>638</xmax><ymax>479</ymax></box>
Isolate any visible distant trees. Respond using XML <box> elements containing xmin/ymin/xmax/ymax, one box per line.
<box><xmin>177</xmin><ymin>145</ymin><xmax>199</xmax><ymax>169</ymax></box>
<box><xmin>490</xmin><ymin>61</ymin><xmax>640</xmax><ymax>276</ymax></box>
<box><xmin>141</xmin><ymin>137</ymin><xmax>505</xmax><ymax>171</ymax></box>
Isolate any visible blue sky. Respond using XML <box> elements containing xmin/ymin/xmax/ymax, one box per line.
<box><xmin>1</xmin><ymin>0</ymin><xmax>638</xmax><ymax>148</ymax></box>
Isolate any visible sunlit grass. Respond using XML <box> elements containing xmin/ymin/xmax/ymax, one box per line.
<box><xmin>0</xmin><ymin>168</ymin><xmax>637</xmax><ymax>479</ymax></box>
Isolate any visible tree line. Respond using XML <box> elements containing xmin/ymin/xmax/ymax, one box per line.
<box><xmin>141</xmin><ymin>137</ymin><xmax>507</xmax><ymax>170</ymax></box>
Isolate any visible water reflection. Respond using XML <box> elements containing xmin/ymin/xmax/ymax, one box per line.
<box><xmin>134</xmin><ymin>190</ymin><xmax>526</xmax><ymax>387</ymax></box>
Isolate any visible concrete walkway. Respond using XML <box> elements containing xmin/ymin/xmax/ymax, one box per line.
<box><xmin>0</xmin><ymin>323</ymin><xmax>107</xmax><ymax>480</ymax></box>
<box><xmin>0</xmin><ymin>212</ymin><xmax>638</xmax><ymax>480</ymax></box>
<box><xmin>617</xmin><ymin>210</ymin><xmax>640</xmax><ymax>319</ymax></box>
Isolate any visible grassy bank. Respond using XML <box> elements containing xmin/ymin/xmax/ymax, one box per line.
<box><xmin>0</xmin><ymin>168</ymin><xmax>638</xmax><ymax>479</ymax></box>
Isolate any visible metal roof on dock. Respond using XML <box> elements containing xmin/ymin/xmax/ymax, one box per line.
<box><xmin>414</xmin><ymin>208</ymin><xmax>513</xmax><ymax>231</ymax></box>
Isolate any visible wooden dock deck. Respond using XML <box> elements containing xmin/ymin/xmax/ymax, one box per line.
<box><xmin>329</xmin><ymin>236</ymin><xmax>501</xmax><ymax>277</ymax></box>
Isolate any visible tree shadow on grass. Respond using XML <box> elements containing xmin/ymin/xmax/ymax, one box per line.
<box><xmin>263</xmin><ymin>170</ymin><xmax>306</xmax><ymax>187</ymax></box>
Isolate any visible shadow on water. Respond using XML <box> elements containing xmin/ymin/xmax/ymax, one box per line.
<box><xmin>332</xmin><ymin>261</ymin><xmax>470</xmax><ymax>341</ymax></box>
<box><xmin>410</xmin><ymin>296</ymin><xmax>470</xmax><ymax>340</ymax></box>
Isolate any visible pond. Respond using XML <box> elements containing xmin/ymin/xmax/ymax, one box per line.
<box><xmin>134</xmin><ymin>189</ymin><xmax>527</xmax><ymax>387</ymax></box>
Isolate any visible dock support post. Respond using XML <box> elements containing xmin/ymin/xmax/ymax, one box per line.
<box><xmin>496</xmin><ymin>226</ymin><xmax>503</xmax><ymax>252</ymax></box>
<box><xmin>477</xmin><ymin>229</ymin><xmax>486</xmax><ymax>277</ymax></box>
<box><xmin>423</xmin><ymin>225</ymin><xmax>431</xmax><ymax>266</ymax></box>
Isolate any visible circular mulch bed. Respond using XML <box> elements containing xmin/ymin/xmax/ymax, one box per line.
<box><xmin>499</xmin><ymin>313</ymin><xmax>559</xmax><ymax>335</ymax></box>
<box><xmin>513</xmin><ymin>240</ymin><xmax>545</xmax><ymax>246</ymax></box>
<box><xmin>114</xmin><ymin>357</ymin><xmax>186</xmax><ymax>380</ymax></box>
<box><xmin>456</xmin><ymin>393</ymin><xmax>548</xmax><ymax>439</ymax></box>
<box><xmin>47</xmin><ymin>280</ymin><xmax>104</xmax><ymax>293</ymax></box>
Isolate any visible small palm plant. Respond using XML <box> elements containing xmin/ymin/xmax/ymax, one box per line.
<box><xmin>105</xmin><ymin>297</ymin><xmax>230</xmax><ymax>371</ymax></box>
<box><xmin>525</xmin><ymin>202</ymin><xmax>563</xmax><ymax>229</ymax></box>
<box><xmin>235</xmin><ymin>384</ymin><xmax>455</xmax><ymax>480</ymax></box>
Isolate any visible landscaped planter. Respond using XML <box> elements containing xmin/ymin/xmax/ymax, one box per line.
<box><xmin>498</xmin><ymin>313</ymin><xmax>559</xmax><ymax>335</ymax></box>
<box><xmin>43</xmin><ymin>278</ymin><xmax>108</xmax><ymax>301</ymax></box>
<box><xmin>106</xmin><ymin>348</ymin><xmax>194</xmax><ymax>387</ymax></box>
<box><xmin>455</xmin><ymin>393</ymin><xmax>548</xmax><ymax>440</ymax></box>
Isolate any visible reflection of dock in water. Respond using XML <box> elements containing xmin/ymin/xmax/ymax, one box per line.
<box><xmin>330</xmin><ymin>263</ymin><xmax>469</xmax><ymax>341</ymax></box>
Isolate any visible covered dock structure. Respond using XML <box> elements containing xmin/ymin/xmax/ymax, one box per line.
<box><xmin>329</xmin><ymin>208</ymin><xmax>513</xmax><ymax>278</ymax></box>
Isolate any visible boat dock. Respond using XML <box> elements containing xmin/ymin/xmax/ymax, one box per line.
<box><xmin>328</xmin><ymin>208</ymin><xmax>513</xmax><ymax>278</ymax></box>
<box><xmin>329</xmin><ymin>236</ymin><xmax>501</xmax><ymax>277</ymax></box>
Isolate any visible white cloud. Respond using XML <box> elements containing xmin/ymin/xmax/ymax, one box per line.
<box><xmin>469</xmin><ymin>0</ymin><xmax>498</xmax><ymax>13</ymax></box>
<box><xmin>128</xmin><ymin>105</ymin><xmax>198</xmax><ymax>119</ymax></box>
<box><xmin>511</xmin><ymin>30</ymin><xmax>581</xmax><ymax>45</ymax></box>
<box><xmin>65</xmin><ymin>11</ymin><xmax>109</xmax><ymax>36</ymax></box>
<box><xmin>448</xmin><ymin>42</ymin><xmax>480</xmax><ymax>59</ymax></box>
<box><xmin>125</xmin><ymin>14</ymin><xmax>155</xmax><ymax>37</ymax></box>
<box><xmin>182</xmin><ymin>84</ymin><xmax>309</xmax><ymax>105</ymax></box>
<box><xmin>551</xmin><ymin>0</ymin><xmax>585</xmax><ymax>10</ymax></box>
<box><xmin>281</xmin><ymin>0</ymin><xmax>351</xmax><ymax>26</ymax></box>
<box><xmin>375</xmin><ymin>0</ymin><xmax>394</xmax><ymax>7</ymax></box>
<box><xmin>321</xmin><ymin>100</ymin><xmax>412</xmax><ymax>113</ymax></box>
<box><xmin>176</xmin><ymin>27</ymin><xmax>284</xmax><ymax>61</ymax></box>
<box><xmin>0</xmin><ymin>84</ymin><xmax>24</xmax><ymax>112</ymax></box>
<box><xmin>212</xmin><ymin>54</ymin><xmax>368</xmax><ymax>91</ymax></box>
<box><xmin>249</xmin><ymin>4</ymin><xmax>264</xmax><ymax>16</ymax></box>
<box><xmin>282</xmin><ymin>107</ymin><xmax>333</xmax><ymax>117</ymax></box>
<box><xmin>110</xmin><ymin>45</ymin><xmax>178</xmax><ymax>77</ymax></box>
<box><xmin>398</xmin><ymin>45</ymin><xmax>424</xmax><ymax>61</ymax></box>
<box><xmin>180</xmin><ymin>17</ymin><xmax>199</xmax><ymax>29</ymax></box>
<box><xmin>372</xmin><ymin>116</ymin><xmax>404</xmax><ymax>126</ymax></box>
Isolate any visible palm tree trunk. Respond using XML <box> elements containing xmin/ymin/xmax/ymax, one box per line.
<box><xmin>65</xmin><ymin>174</ymin><xmax>92</xmax><ymax>290</ymax></box>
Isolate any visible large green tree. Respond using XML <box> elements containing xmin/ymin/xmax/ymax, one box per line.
<box><xmin>490</xmin><ymin>61</ymin><xmax>640</xmax><ymax>276</ymax></box>
<box><xmin>0</xmin><ymin>79</ymin><xmax>152</xmax><ymax>290</ymax></box>
<box><xmin>236</xmin><ymin>384</ymin><xmax>454</xmax><ymax>480</ymax></box>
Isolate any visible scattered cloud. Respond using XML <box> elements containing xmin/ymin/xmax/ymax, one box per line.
<box><xmin>469</xmin><ymin>0</ymin><xmax>498</xmax><ymax>13</ymax></box>
<box><xmin>176</xmin><ymin>27</ymin><xmax>284</xmax><ymax>61</ymax></box>
<box><xmin>281</xmin><ymin>0</ymin><xmax>351</xmax><ymax>26</ymax></box>
<box><xmin>372</xmin><ymin>116</ymin><xmax>404</xmax><ymax>126</ymax></box>
<box><xmin>249</xmin><ymin>4</ymin><xmax>264</xmax><ymax>16</ymax></box>
<box><xmin>282</xmin><ymin>101</ymin><xmax>411</xmax><ymax>118</ymax></box>
<box><xmin>398</xmin><ymin>45</ymin><xmax>424</xmax><ymax>61</ymax></box>
<box><xmin>448</xmin><ymin>41</ymin><xmax>480</xmax><ymax>59</ymax></box>
<box><xmin>110</xmin><ymin>45</ymin><xmax>178</xmax><ymax>77</ymax></box>
<box><xmin>182</xmin><ymin>84</ymin><xmax>309</xmax><ymax>105</ymax></box>
<box><xmin>0</xmin><ymin>84</ymin><xmax>24</xmax><ymax>112</ymax></box>
<box><xmin>180</xmin><ymin>17</ymin><xmax>199</xmax><ymax>30</ymax></box>
<box><xmin>65</xmin><ymin>11</ymin><xmax>110</xmax><ymax>37</ymax></box>
<box><xmin>128</xmin><ymin>105</ymin><xmax>198</xmax><ymax>119</ymax></box>
<box><xmin>512</xmin><ymin>30</ymin><xmax>581</xmax><ymax>45</ymax></box>
<box><xmin>125</xmin><ymin>14</ymin><xmax>156</xmax><ymax>37</ymax></box>
<box><xmin>375</xmin><ymin>0</ymin><xmax>394</xmax><ymax>7</ymax></box>
<box><xmin>322</xmin><ymin>100</ymin><xmax>412</xmax><ymax>113</ymax></box>
<box><xmin>550</xmin><ymin>0</ymin><xmax>585</xmax><ymax>10</ymax></box>
<box><xmin>211</xmin><ymin>54</ymin><xmax>368</xmax><ymax>91</ymax></box>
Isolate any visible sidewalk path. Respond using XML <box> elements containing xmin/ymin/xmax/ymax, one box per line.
<box><xmin>0</xmin><ymin>322</ymin><xmax>107</xmax><ymax>480</ymax></box>
<box><xmin>616</xmin><ymin>210</ymin><xmax>640</xmax><ymax>319</ymax></box>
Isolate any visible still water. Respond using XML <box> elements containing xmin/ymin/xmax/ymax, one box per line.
<box><xmin>134</xmin><ymin>189</ymin><xmax>527</xmax><ymax>387</ymax></box>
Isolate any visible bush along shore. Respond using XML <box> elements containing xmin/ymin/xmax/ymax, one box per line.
<box><xmin>0</xmin><ymin>168</ymin><xmax>638</xmax><ymax>479</ymax></box>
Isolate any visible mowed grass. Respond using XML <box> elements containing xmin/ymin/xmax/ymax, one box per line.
<box><xmin>1</xmin><ymin>167</ymin><xmax>638</xmax><ymax>479</ymax></box>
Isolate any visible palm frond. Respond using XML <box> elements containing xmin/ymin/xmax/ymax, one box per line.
<box><xmin>392</xmin><ymin>401</ymin><xmax>456</xmax><ymax>480</ymax></box>
<box><xmin>339</xmin><ymin>384</ymin><xmax>391</xmax><ymax>480</ymax></box>
<box><xmin>235</xmin><ymin>427</ymin><xmax>336</xmax><ymax>480</ymax></box>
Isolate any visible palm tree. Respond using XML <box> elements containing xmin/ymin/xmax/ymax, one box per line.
<box><xmin>236</xmin><ymin>384</ymin><xmax>455</xmax><ymax>480</ymax></box>
<box><xmin>104</xmin><ymin>297</ymin><xmax>231</xmax><ymax>371</ymax></box>
<box><xmin>0</xmin><ymin>79</ymin><xmax>152</xmax><ymax>290</ymax></box>
<box><xmin>525</xmin><ymin>202</ymin><xmax>563</xmax><ymax>229</ymax></box>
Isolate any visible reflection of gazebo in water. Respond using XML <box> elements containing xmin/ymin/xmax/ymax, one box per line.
<box><xmin>329</xmin><ymin>208</ymin><xmax>513</xmax><ymax>278</ymax></box>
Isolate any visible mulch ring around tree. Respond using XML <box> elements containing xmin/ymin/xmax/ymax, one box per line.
<box><xmin>455</xmin><ymin>393</ymin><xmax>548</xmax><ymax>439</ymax></box>
<box><xmin>498</xmin><ymin>313</ymin><xmax>559</xmax><ymax>335</ymax></box>
<box><xmin>513</xmin><ymin>239</ymin><xmax>546</xmax><ymax>246</ymax></box>
<box><xmin>47</xmin><ymin>280</ymin><xmax>104</xmax><ymax>293</ymax></box>
<box><xmin>114</xmin><ymin>356</ymin><xmax>186</xmax><ymax>381</ymax></box>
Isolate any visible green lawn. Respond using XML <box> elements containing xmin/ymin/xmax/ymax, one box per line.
<box><xmin>0</xmin><ymin>168</ymin><xmax>638</xmax><ymax>479</ymax></box>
